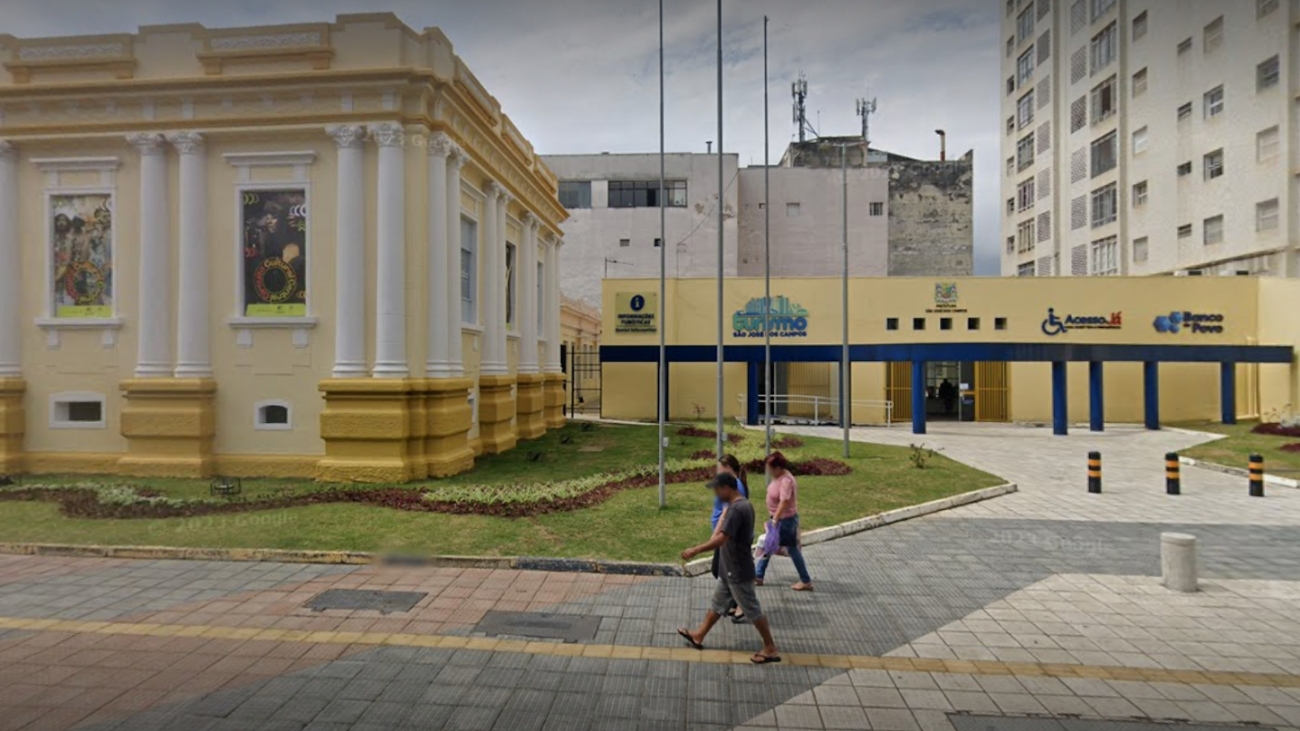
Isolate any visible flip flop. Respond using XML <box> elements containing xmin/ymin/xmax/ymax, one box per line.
<box><xmin>677</xmin><ymin>628</ymin><xmax>704</xmax><ymax>650</ymax></box>
<box><xmin>730</xmin><ymin>613</ymin><xmax>748</xmax><ymax>624</ymax></box>
<box><xmin>751</xmin><ymin>653</ymin><xmax>782</xmax><ymax>664</ymax></box>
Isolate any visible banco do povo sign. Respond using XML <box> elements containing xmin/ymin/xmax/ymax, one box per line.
<box><xmin>1153</xmin><ymin>310</ymin><xmax>1225</xmax><ymax>335</ymax></box>
<box><xmin>733</xmin><ymin>296</ymin><xmax>810</xmax><ymax>338</ymax></box>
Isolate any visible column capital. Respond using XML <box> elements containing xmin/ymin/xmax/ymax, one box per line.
<box><xmin>449</xmin><ymin>147</ymin><xmax>470</xmax><ymax>170</ymax></box>
<box><xmin>428</xmin><ymin>132</ymin><xmax>457</xmax><ymax>159</ymax></box>
<box><xmin>127</xmin><ymin>132</ymin><xmax>167</xmax><ymax>156</ymax></box>
<box><xmin>369</xmin><ymin>122</ymin><xmax>405</xmax><ymax>148</ymax></box>
<box><xmin>485</xmin><ymin>180</ymin><xmax>505</xmax><ymax>199</ymax></box>
<box><xmin>521</xmin><ymin>211</ymin><xmax>540</xmax><ymax>231</ymax></box>
<box><xmin>166</xmin><ymin>131</ymin><xmax>205</xmax><ymax>155</ymax></box>
<box><xmin>326</xmin><ymin>124</ymin><xmax>366</xmax><ymax>149</ymax></box>
<box><xmin>0</xmin><ymin>140</ymin><xmax>14</xmax><ymax>160</ymax></box>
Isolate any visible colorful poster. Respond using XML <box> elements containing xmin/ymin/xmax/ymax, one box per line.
<box><xmin>242</xmin><ymin>189</ymin><xmax>308</xmax><ymax>317</ymax></box>
<box><xmin>51</xmin><ymin>193</ymin><xmax>114</xmax><ymax>318</ymax></box>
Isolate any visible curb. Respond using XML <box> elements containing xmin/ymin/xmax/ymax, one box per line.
<box><xmin>0</xmin><ymin>483</ymin><xmax>1017</xmax><ymax>577</ymax></box>
<box><xmin>682</xmin><ymin>482</ymin><xmax>1018</xmax><ymax>577</ymax></box>
<box><xmin>1178</xmin><ymin>456</ymin><xmax>1299</xmax><ymax>489</ymax></box>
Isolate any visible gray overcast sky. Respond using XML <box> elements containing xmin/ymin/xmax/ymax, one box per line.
<box><xmin>1</xmin><ymin>0</ymin><xmax>1002</xmax><ymax>274</ymax></box>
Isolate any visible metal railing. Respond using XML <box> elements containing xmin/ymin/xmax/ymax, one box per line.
<box><xmin>738</xmin><ymin>393</ymin><xmax>892</xmax><ymax>427</ymax></box>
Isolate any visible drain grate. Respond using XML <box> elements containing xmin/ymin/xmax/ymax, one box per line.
<box><xmin>303</xmin><ymin>589</ymin><xmax>427</xmax><ymax>614</ymax></box>
<box><xmin>474</xmin><ymin>611</ymin><xmax>601</xmax><ymax>643</ymax></box>
<box><xmin>948</xmin><ymin>715</ymin><xmax>1273</xmax><ymax>731</ymax></box>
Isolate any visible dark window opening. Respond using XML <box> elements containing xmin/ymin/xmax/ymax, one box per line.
<box><xmin>940</xmin><ymin>318</ymin><xmax>953</xmax><ymax>331</ymax></box>
<box><xmin>995</xmin><ymin>317</ymin><xmax>1008</xmax><ymax>331</ymax></box>
<box><xmin>607</xmin><ymin>180</ymin><xmax>687</xmax><ymax>208</ymax></box>
<box><xmin>886</xmin><ymin>318</ymin><xmax>899</xmax><ymax>331</ymax></box>
<box><xmin>968</xmin><ymin>318</ymin><xmax>982</xmax><ymax>331</ymax></box>
<box><xmin>67</xmin><ymin>402</ymin><xmax>102</xmax><ymax>423</ymax></box>
<box><xmin>260</xmin><ymin>405</ymin><xmax>289</xmax><ymax>425</ymax></box>
<box><xmin>912</xmin><ymin>318</ymin><xmax>926</xmax><ymax>331</ymax></box>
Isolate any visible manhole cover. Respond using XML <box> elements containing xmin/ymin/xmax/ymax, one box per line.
<box><xmin>303</xmin><ymin>589</ymin><xmax>427</xmax><ymax>614</ymax></box>
<box><xmin>474</xmin><ymin>611</ymin><xmax>601</xmax><ymax>642</ymax></box>
<box><xmin>949</xmin><ymin>715</ymin><xmax>1273</xmax><ymax>731</ymax></box>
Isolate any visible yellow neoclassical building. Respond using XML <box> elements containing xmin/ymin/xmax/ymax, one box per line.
<box><xmin>0</xmin><ymin>14</ymin><xmax>568</xmax><ymax>482</ymax></box>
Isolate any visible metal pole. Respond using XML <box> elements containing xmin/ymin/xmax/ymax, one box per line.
<box><xmin>715</xmin><ymin>0</ymin><xmax>724</xmax><ymax>460</ymax></box>
<box><xmin>657</xmin><ymin>0</ymin><xmax>667</xmax><ymax>509</ymax></box>
<box><xmin>763</xmin><ymin>15</ymin><xmax>771</xmax><ymax>457</ymax></box>
<box><xmin>841</xmin><ymin>144</ymin><xmax>849</xmax><ymax>458</ymax></box>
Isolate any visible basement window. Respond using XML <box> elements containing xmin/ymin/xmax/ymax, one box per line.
<box><xmin>50</xmin><ymin>393</ymin><xmax>106</xmax><ymax>430</ymax></box>
<box><xmin>254</xmin><ymin>400</ymin><xmax>292</xmax><ymax>431</ymax></box>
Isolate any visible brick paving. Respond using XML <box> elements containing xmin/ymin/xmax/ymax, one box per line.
<box><xmin>0</xmin><ymin>423</ymin><xmax>1296</xmax><ymax>730</ymax></box>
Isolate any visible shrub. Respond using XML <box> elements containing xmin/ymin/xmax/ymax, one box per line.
<box><xmin>676</xmin><ymin>427</ymin><xmax>743</xmax><ymax>444</ymax></box>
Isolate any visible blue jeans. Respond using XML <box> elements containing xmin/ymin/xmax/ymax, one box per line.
<box><xmin>756</xmin><ymin>515</ymin><xmax>811</xmax><ymax>584</ymax></box>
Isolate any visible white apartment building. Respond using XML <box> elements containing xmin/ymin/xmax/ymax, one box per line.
<box><xmin>1001</xmin><ymin>0</ymin><xmax>1296</xmax><ymax>278</ymax></box>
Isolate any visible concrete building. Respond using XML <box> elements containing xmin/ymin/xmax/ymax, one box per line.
<box><xmin>600</xmin><ymin>276</ymin><xmax>1300</xmax><ymax>432</ymax></box>
<box><xmin>0</xmin><ymin>14</ymin><xmax>568</xmax><ymax>483</ymax></box>
<box><xmin>542</xmin><ymin>153</ymin><xmax>739</xmax><ymax>310</ymax></box>
<box><xmin>545</xmin><ymin>140</ymin><xmax>973</xmax><ymax>310</ymax></box>
<box><xmin>1001</xmin><ymin>0</ymin><xmax>1297</xmax><ymax>278</ymax></box>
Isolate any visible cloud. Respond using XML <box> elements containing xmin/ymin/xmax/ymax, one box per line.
<box><xmin>1</xmin><ymin>0</ymin><xmax>1004</xmax><ymax>274</ymax></box>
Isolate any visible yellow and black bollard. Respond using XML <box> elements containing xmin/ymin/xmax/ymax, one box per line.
<box><xmin>1249</xmin><ymin>454</ymin><xmax>1265</xmax><ymax>498</ymax></box>
<box><xmin>1087</xmin><ymin>451</ymin><xmax>1102</xmax><ymax>494</ymax></box>
<box><xmin>1165</xmin><ymin>452</ymin><xmax>1180</xmax><ymax>495</ymax></box>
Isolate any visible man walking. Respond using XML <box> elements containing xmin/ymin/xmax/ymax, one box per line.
<box><xmin>678</xmin><ymin>473</ymin><xmax>781</xmax><ymax>664</ymax></box>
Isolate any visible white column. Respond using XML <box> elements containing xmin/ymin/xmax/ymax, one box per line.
<box><xmin>425</xmin><ymin>133</ymin><xmax>453</xmax><ymax>378</ymax></box>
<box><xmin>480</xmin><ymin>182</ymin><xmax>507</xmax><ymax>376</ymax></box>
<box><xmin>129</xmin><ymin>133</ymin><xmax>171</xmax><ymax>378</ymax></box>
<box><xmin>328</xmin><ymin>125</ymin><xmax>367</xmax><ymax>378</ymax></box>
<box><xmin>544</xmin><ymin>237</ymin><xmax>563</xmax><ymax>373</ymax></box>
<box><xmin>0</xmin><ymin>142</ymin><xmax>19</xmax><ymax>378</ymax></box>
<box><xmin>446</xmin><ymin>148</ymin><xmax>467</xmax><ymax>377</ymax></box>
<box><xmin>371</xmin><ymin>122</ymin><xmax>408</xmax><ymax>379</ymax></box>
<box><xmin>518</xmin><ymin>213</ymin><xmax>539</xmax><ymax>375</ymax></box>
<box><xmin>168</xmin><ymin>132</ymin><xmax>211</xmax><ymax>379</ymax></box>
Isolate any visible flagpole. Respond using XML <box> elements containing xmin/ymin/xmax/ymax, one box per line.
<box><xmin>714</xmin><ymin>0</ymin><xmax>724</xmax><ymax>460</ymax></box>
<box><xmin>763</xmin><ymin>15</ymin><xmax>771</xmax><ymax>457</ymax></box>
<box><xmin>657</xmin><ymin>0</ymin><xmax>667</xmax><ymax>509</ymax></box>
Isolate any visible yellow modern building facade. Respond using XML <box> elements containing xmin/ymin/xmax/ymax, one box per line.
<box><xmin>600</xmin><ymin>277</ymin><xmax>1300</xmax><ymax>434</ymax></box>
<box><xmin>0</xmin><ymin>14</ymin><xmax>567</xmax><ymax>482</ymax></box>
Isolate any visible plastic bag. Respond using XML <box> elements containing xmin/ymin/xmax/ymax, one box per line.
<box><xmin>753</xmin><ymin>521</ymin><xmax>780</xmax><ymax>559</ymax></box>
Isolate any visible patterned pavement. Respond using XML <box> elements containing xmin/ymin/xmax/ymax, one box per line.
<box><xmin>0</xmin><ymin>423</ymin><xmax>1296</xmax><ymax>730</ymax></box>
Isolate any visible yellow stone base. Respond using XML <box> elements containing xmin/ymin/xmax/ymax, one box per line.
<box><xmin>0</xmin><ymin>378</ymin><xmax>26</xmax><ymax>475</ymax></box>
<box><xmin>318</xmin><ymin>379</ymin><xmax>419</xmax><ymax>484</ymax></box>
<box><xmin>118</xmin><ymin>379</ymin><xmax>217</xmax><ymax>478</ymax></box>
<box><xmin>544</xmin><ymin>373</ymin><xmax>566</xmax><ymax>429</ymax></box>
<box><xmin>515</xmin><ymin>373</ymin><xmax>547</xmax><ymax>440</ymax></box>
<box><xmin>425</xmin><ymin>378</ymin><xmax>475</xmax><ymax>477</ymax></box>
<box><xmin>477</xmin><ymin>374</ymin><xmax>517</xmax><ymax>455</ymax></box>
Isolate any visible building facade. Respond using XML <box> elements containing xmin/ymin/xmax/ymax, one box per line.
<box><xmin>0</xmin><ymin>14</ymin><xmax>568</xmax><ymax>483</ymax></box>
<box><xmin>600</xmin><ymin>276</ymin><xmax>1300</xmax><ymax>432</ymax></box>
<box><xmin>1001</xmin><ymin>0</ymin><xmax>1297</xmax><ymax>278</ymax></box>
<box><xmin>545</xmin><ymin>141</ymin><xmax>973</xmax><ymax>310</ymax></box>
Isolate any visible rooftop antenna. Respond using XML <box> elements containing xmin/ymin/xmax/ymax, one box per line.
<box><xmin>791</xmin><ymin>73</ymin><xmax>816</xmax><ymax>143</ymax></box>
<box><xmin>856</xmin><ymin>97</ymin><xmax>878</xmax><ymax>151</ymax></box>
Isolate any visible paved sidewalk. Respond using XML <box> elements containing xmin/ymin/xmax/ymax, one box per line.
<box><xmin>0</xmin><ymin>423</ymin><xmax>1296</xmax><ymax>730</ymax></box>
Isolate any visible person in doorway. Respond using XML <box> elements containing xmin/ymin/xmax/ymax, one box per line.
<box><xmin>938</xmin><ymin>378</ymin><xmax>957</xmax><ymax>416</ymax></box>
<box><xmin>679</xmin><ymin>472</ymin><xmax>781</xmax><ymax>664</ymax></box>
<box><xmin>712</xmin><ymin>455</ymin><xmax>749</xmax><ymax>622</ymax></box>
<box><xmin>755</xmin><ymin>452</ymin><xmax>813</xmax><ymax>591</ymax></box>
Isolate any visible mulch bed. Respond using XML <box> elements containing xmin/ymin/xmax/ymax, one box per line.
<box><xmin>1252</xmin><ymin>422</ymin><xmax>1300</xmax><ymax>438</ymax></box>
<box><xmin>0</xmin><ymin>457</ymin><xmax>851</xmax><ymax>521</ymax></box>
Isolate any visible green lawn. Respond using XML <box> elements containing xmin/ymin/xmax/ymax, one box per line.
<box><xmin>0</xmin><ymin>424</ymin><xmax>1003</xmax><ymax>563</ymax></box>
<box><xmin>1176</xmin><ymin>420</ymin><xmax>1300</xmax><ymax>476</ymax></box>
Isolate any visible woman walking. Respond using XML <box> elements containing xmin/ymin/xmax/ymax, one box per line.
<box><xmin>712</xmin><ymin>455</ymin><xmax>749</xmax><ymax>620</ymax></box>
<box><xmin>756</xmin><ymin>452</ymin><xmax>813</xmax><ymax>591</ymax></box>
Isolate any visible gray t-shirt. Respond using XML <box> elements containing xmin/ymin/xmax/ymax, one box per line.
<box><xmin>716</xmin><ymin>498</ymin><xmax>756</xmax><ymax>582</ymax></box>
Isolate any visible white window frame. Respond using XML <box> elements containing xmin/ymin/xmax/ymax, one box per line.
<box><xmin>1203</xmin><ymin>17</ymin><xmax>1224</xmax><ymax>54</ymax></box>
<box><xmin>1132</xmin><ymin>68</ymin><xmax>1147</xmax><ymax>97</ymax></box>
<box><xmin>1257</xmin><ymin>126</ymin><xmax>1281</xmax><ymax>162</ymax></box>
<box><xmin>1091</xmin><ymin>0</ymin><xmax>1115</xmax><ymax>22</ymax></box>
<box><xmin>786</xmin><ymin>202</ymin><xmax>800</xmax><ymax>217</ymax></box>
<box><xmin>1090</xmin><ymin>75</ymin><xmax>1116</xmax><ymax>124</ymax></box>
<box><xmin>1204</xmin><ymin>149</ymin><xmax>1224</xmax><ymax>181</ymax></box>
<box><xmin>1132</xmin><ymin>11</ymin><xmax>1147</xmax><ymax>40</ymax></box>
<box><xmin>1203</xmin><ymin>215</ymin><xmax>1224</xmax><ymax>245</ymax></box>
<box><xmin>1017</xmin><ymin>219</ymin><xmax>1036</xmax><ymax>253</ymax></box>
<box><xmin>1133</xmin><ymin>237</ymin><xmax>1149</xmax><ymax>263</ymax></box>
<box><xmin>31</xmin><ymin>157</ymin><xmax>125</xmax><ymax>335</ymax></box>
<box><xmin>1090</xmin><ymin>22</ymin><xmax>1117</xmax><ymax>75</ymax></box>
<box><xmin>1017</xmin><ymin>48</ymin><xmax>1036</xmax><ymax>87</ymax></box>
<box><xmin>1091</xmin><ymin>131</ymin><xmax>1117</xmax><ymax>178</ymax></box>
<box><xmin>1204</xmin><ymin>85</ymin><xmax>1224</xmax><ymax>119</ymax></box>
<box><xmin>1017</xmin><ymin>90</ymin><xmax>1035</xmax><ymax>129</ymax></box>
<box><xmin>1089</xmin><ymin>236</ymin><xmax>1118</xmax><ymax>276</ymax></box>
<box><xmin>1017</xmin><ymin>179</ymin><xmax>1036</xmax><ymax>212</ymax></box>
<box><xmin>1017</xmin><ymin>133</ymin><xmax>1036</xmax><ymax>171</ymax></box>
<box><xmin>1017</xmin><ymin>6</ymin><xmax>1035</xmax><ymax>43</ymax></box>
<box><xmin>1133</xmin><ymin>181</ymin><xmax>1148</xmax><ymax>207</ymax></box>
<box><xmin>49</xmin><ymin>391</ymin><xmax>107</xmax><ymax>430</ymax></box>
<box><xmin>1257</xmin><ymin>55</ymin><xmax>1280</xmax><ymax>92</ymax></box>
<box><xmin>460</xmin><ymin>214</ymin><xmax>479</xmax><ymax>327</ymax></box>
<box><xmin>254</xmin><ymin>400</ymin><xmax>293</xmax><ymax>431</ymax></box>
<box><xmin>1091</xmin><ymin>183</ymin><xmax>1117</xmax><ymax>228</ymax></box>
<box><xmin>1257</xmin><ymin>198</ymin><xmax>1280</xmax><ymax>232</ymax></box>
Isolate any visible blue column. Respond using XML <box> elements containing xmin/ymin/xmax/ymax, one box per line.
<box><xmin>746</xmin><ymin>360</ymin><xmax>760</xmax><ymax>427</ymax></box>
<box><xmin>1052</xmin><ymin>361</ymin><xmax>1068</xmax><ymax>436</ymax></box>
<box><xmin>1144</xmin><ymin>361</ymin><xmax>1160</xmax><ymax>430</ymax></box>
<box><xmin>1220</xmin><ymin>362</ymin><xmax>1237</xmax><ymax>425</ymax></box>
<box><xmin>1089</xmin><ymin>361</ymin><xmax>1104</xmax><ymax>433</ymax></box>
<box><xmin>911</xmin><ymin>360</ymin><xmax>927</xmax><ymax>435</ymax></box>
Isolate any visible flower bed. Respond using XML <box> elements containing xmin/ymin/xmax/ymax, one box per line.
<box><xmin>676</xmin><ymin>427</ymin><xmax>743</xmax><ymax>444</ymax></box>
<box><xmin>1252</xmin><ymin>422</ymin><xmax>1300</xmax><ymax>438</ymax></box>
<box><xmin>1281</xmin><ymin>443</ymin><xmax>1300</xmax><ymax>454</ymax></box>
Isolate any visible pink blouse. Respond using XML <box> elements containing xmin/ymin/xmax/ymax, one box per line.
<box><xmin>765</xmin><ymin>473</ymin><xmax>798</xmax><ymax>518</ymax></box>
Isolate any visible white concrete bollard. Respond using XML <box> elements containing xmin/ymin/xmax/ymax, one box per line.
<box><xmin>1161</xmin><ymin>532</ymin><xmax>1198</xmax><ymax>592</ymax></box>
